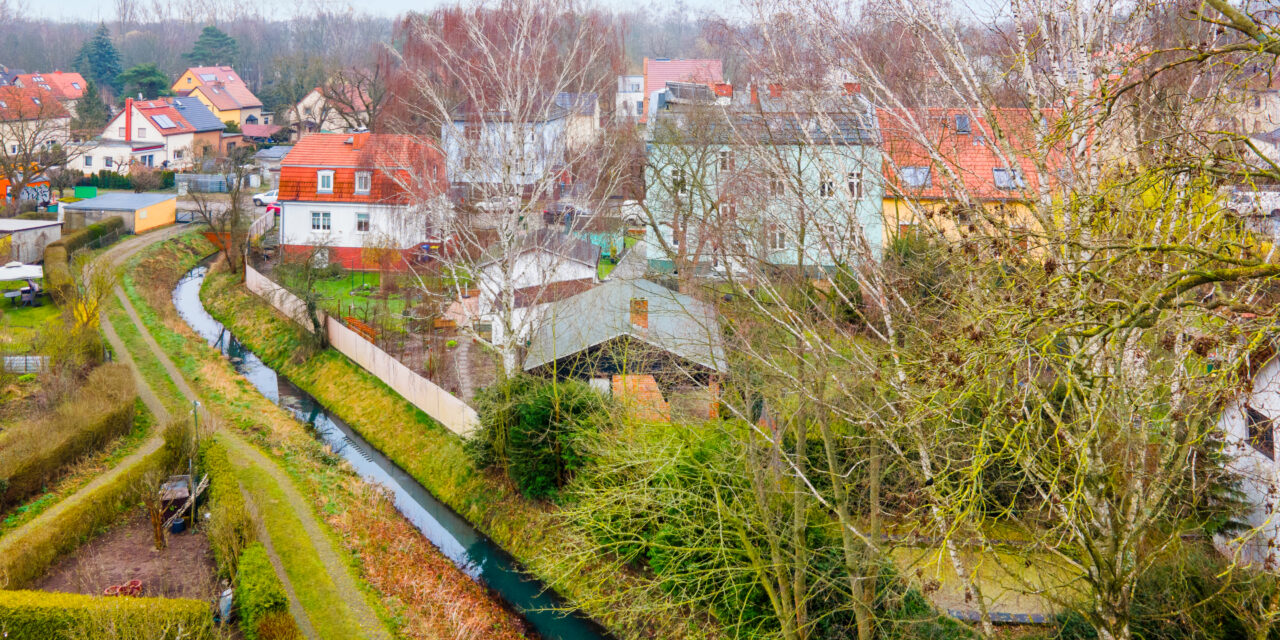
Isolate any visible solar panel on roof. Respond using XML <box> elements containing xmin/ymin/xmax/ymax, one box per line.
<box><xmin>200</xmin><ymin>74</ymin><xmax>217</xmax><ymax>81</ymax></box>
<box><xmin>153</xmin><ymin>114</ymin><xmax>177</xmax><ymax>129</ymax></box>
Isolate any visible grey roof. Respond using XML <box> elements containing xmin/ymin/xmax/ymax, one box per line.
<box><xmin>61</xmin><ymin>193</ymin><xmax>176</xmax><ymax>211</ymax></box>
<box><xmin>652</xmin><ymin>107</ymin><xmax>875</xmax><ymax>146</ymax></box>
<box><xmin>0</xmin><ymin>219</ymin><xmax>61</xmax><ymax>232</ymax></box>
<box><xmin>477</xmin><ymin>228</ymin><xmax>601</xmax><ymax>270</ymax></box>
<box><xmin>554</xmin><ymin>92</ymin><xmax>598</xmax><ymax>116</ymax></box>
<box><xmin>170</xmin><ymin>97</ymin><xmax>226</xmax><ymax>132</ymax></box>
<box><xmin>255</xmin><ymin>145</ymin><xmax>293</xmax><ymax>161</ymax></box>
<box><xmin>523</xmin><ymin>278</ymin><xmax>727</xmax><ymax>373</ymax></box>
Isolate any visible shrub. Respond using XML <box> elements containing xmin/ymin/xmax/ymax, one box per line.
<box><xmin>0</xmin><ymin>589</ymin><xmax>214</xmax><ymax>639</ymax></box>
<box><xmin>44</xmin><ymin>217</ymin><xmax>127</xmax><ymax>300</ymax></box>
<box><xmin>235</xmin><ymin>543</ymin><xmax>300</xmax><ymax>640</ymax></box>
<box><xmin>469</xmin><ymin>375</ymin><xmax>612</xmax><ymax>500</ymax></box>
<box><xmin>0</xmin><ymin>363</ymin><xmax>137</xmax><ymax>508</ymax></box>
<box><xmin>200</xmin><ymin>439</ymin><xmax>252</xmax><ymax>579</ymax></box>
<box><xmin>72</xmin><ymin>169</ymin><xmax>171</xmax><ymax>190</ymax></box>
<box><xmin>15</xmin><ymin>210</ymin><xmax>57</xmax><ymax>220</ymax></box>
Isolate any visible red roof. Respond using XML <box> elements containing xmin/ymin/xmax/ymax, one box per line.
<box><xmin>192</xmin><ymin>82</ymin><xmax>262</xmax><ymax>110</ymax></box>
<box><xmin>279</xmin><ymin>132</ymin><xmax>446</xmax><ymax>204</ymax></box>
<box><xmin>0</xmin><ymin>86</ymin><xmax>67</xmax><ymax>121</ymax></box>
<box><xmin>642</xmin><ymin>58</ymin><xmax>723</xmax><ymax>122</ymax></box>
<box><xmin>13</xmin><ymin>71</ymin><xmax>87</xmax><ymax>100</ymax></box>
<box><xmin>314</xmin><ymin>85</ymin><xmax>371</xmax><ymax>114</ymax></box>
<box><xmin>133</xmin><ymin>99</ymin><xmax>196</xmax><ymax>136</ymax></box>
<box><xmin>241</xmin><ymin>123</ymin><xmax>282</xmax><ymax>139</ymax></box>
<box><xmin>878</xmin><ymin>108</ymin><xmax>1059</xmax><ymax>202</ymax></box>
<box><xmin>180</xmin><ymin>66</ymin><xmax>243</xmax><ymax>88</ymax></box>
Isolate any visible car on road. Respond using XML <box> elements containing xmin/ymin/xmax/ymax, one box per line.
<box><xmin>253</xmin><ymin>190</ymin><xmax>278</xmax><ymax>206</ymax></box>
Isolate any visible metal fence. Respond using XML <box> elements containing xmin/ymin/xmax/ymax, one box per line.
<box><xmin>2</xmin><ymin>355</ymin><xmax>48</xmax><ymax>373</ymax></box>
<box><xmin>176</xmin><ymin>174</ymin><xmax>229</xmax><ymax>194</ymax></box>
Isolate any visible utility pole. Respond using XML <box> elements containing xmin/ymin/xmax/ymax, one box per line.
<box><xmin>189</xmin><ymin>400</ymin><xmax>200</xmax><ymax>533</ymax></box>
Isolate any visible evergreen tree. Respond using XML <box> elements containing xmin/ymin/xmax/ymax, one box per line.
<box><xmin>71</xmin><ymin>79</ymin><xmax>111</xmax><ymax>136</ymax></box>
<box><xmin>118</xmin><ymin>63</ymin><xmax>171</xmax><ymax>100</ymax></box>
<box><xmin>184</xmin><ymin>26</ymin><xmax>239</xmax><ymax>66</ymax></box>
<box><xmin>72</xmin><ymin>24</ymin><xmax>122</xmax><ymax>94</ymax></box>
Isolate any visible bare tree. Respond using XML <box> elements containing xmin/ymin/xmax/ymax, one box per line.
<box><xmin>189</xmin><ymin>146</ymin><xmax>256</xmax><ymax>275</ymax></box>
<box><xmin>0</xmin><ymin>87</ymin><xmax>85</xmax><ymax>216</ymax></box>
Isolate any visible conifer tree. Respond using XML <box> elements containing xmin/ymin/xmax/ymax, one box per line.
<box><xmin>71</xmin><ymin>79</ymin><xmax>111</xmax><ymax>137</ymax></box>
<box><xmin>184</xmin><ymin>25</ymin><xmax>239</xmax><ymax>66</ymax></box>
<box><xmin>72</xmin><ymin>24</ymin><xmax>122</xmax><ymax>94</ymax></box>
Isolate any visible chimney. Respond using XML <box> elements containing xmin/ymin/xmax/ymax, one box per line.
<box><xmin>750</xmin><ymin>84</ymin><xmax>759</xmax><ymax>105</ymax></box>
<box><xmin>713</xmin><ymin>82</ymin><xmax>733</xmax><ymax>97</ymax></box>
<box><xmin>630</xmin><ymin>298</ymin><xmax>649</xmax><ymax>329</ymax></box>
<box><xmin>124</xmin><ymin>97</ymin><xmax>133</xmax><ymax>142</ymax></box>
<box><xmin>352</xmin><ymin>131</ymin><xmax>371</xmax><ymax>149</ymax></box>
<box><xmin>843</xmin><ymin>82</ymin><xmax>861</xmax><ymax>95</ymax></box>
<box><xmin>768</xmin><ymin>84</ymin><xmax>782</xmax><ymax>98</ymax></box>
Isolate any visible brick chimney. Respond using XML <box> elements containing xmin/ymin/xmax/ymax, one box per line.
<box><xmin>352</xmin><ymin>131</ymin><xmax>371</xmax><ymax>149</ymax></box>
<box><xmin>124</xmin><ymin>97</ymin><xmax>133</xmax><ymax>141</ymax></box>
<box><xmin>630</xmin><ymin>298</ymin><xmax>649</xmax><ymax>329</ymax></box>
<box><xmin>750</xmin><ymin>84</ymin><xmax>759</xmax><ymax>105</ymax></box>
<box><xmin>768</xmin><ymin>84</ymin><xmax>782</xmax><ymax>98</ymax></box>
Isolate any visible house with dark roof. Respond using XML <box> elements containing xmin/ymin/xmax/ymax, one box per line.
<box><xmin>276</xmin><ymin>132</ymin><xmax>447</xmax><ymax>270</ymax></box>
<box><xmin>643</xmin><ymin>83</ymin><xmax>884</xmax><ymax>272</ymax></box>
<box><xmin>172</xmin><ymin>66</ymin><xmax>265</xmax><ymax>127</ymax></box>
<box><xmin>71</xmin><ymin>97</ymin><xmax>223</xmax><ymax>174</ymax></box>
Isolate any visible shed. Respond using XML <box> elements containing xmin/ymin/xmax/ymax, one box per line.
<box><xmin>61</xmin><ymin>193</ymin><xmax>177</xmax><ymax>233</ymax></box>
<box><xmin>254</xmin><ymin>145</ymin><xmax>292</xmax><ymax>186</ymax></box>
<box><xmin>0</xmin><ymin>219</ymin><xmax>62</xmax><ymax>263</ymax></box>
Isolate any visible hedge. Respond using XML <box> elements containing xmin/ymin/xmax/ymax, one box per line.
<box><xmin>0</xmin><ymin>363</ymin><xmax>137</xmax><ymax>508</ymax></box>
<box><xmin>0</xmin><ymin>589</ymin><xmax>214</xmax><ymax>639</ymax></box>
<box><xmin>15</xmin><ymin>210</ymin><xmax>57</xmax><ymax>220</ymax></box>
<box><xmin>0</xmin><ymin>423</ymin><xmax>186</xmax><ymax>589</ymax></box>
<box><xmin>44</xmin><ymin>216</ymin><xmax>126</xmax><ymax>297</ymax></box>
<box><xmin>199</xmin><ymin>439</ymin><xmax>251</xmax><ymax>580</ymax></box>
<box><xmin>235</xmin><ymin>543</ymin><xmax>299</xmax><ymax>640</ymax></box>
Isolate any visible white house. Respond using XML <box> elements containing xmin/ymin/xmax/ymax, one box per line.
<box><xmin>616</xmin><ymin>74</ymin><xmax>645</xmax><ymax>122</ymax></box>
<box><xmin>70</xmin><ymin>97</ymin><xmax>223</xmax><ymax>174</ymax></box>
<box><xmin>1217</xmin><ymin>349</ymin><xmax>1280</xmax><ymax>569</ymax></box>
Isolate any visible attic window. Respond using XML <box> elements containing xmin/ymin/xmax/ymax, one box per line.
<box><xmin>354</xmin><ymin>171</ymin><xmax>372</xmax><ymax>195</ymax></box>
<box><xmin>1246</xmin><ymin>405</ymin><xmax>1275</xmax><ymax>459</ymax></box>
<box><xmin>39</xmin><ymin>84</ymin><xmax>50</xmax><ymax>91</ymax></box>
<box><xmin>993</xmin><ymin>168</ymin><xmax>1026</xmax><ymax>190</ymax></box>
<box><xmin>31</xmin><ymin>97</ymin><xmax>40</xmax><ymax>105</ymax></box>
<box><xmin>71</xmin><ymin>82</ymin><xmax>80</xmax><ymax>90</ymax></box>
<box><xmin>317</xmin><ymin>170</ymin><xmax>334</xmax><ymax>194</ymax></box>
<box><xmin>0</xmin><ymin>100</ymin><xmax>7</xmax><ymax>108</ymax></box>
<box><xmin>32</xmin><ymin>75</ymin><xmax>42</xmax><ymax>82</ymax></box>
<box><xmin>955</xmin><ymin>115</ymin><xmax>971</xmax><ymax>134</ymax></box>
<box><xmin>900</xmin><ymin>166</ymin><xmax>931</xmax><ymax>188</ymax></box>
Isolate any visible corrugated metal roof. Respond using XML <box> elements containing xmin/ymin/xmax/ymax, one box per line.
<box><xmin>61</xmin><ymin>193</ymin><xmax>176</xmax><ymax>211</ymax></box>
<box><xmin>522</xmin><ymin>278</ymin><xmax>726</xmax><ymax>373</ymax></box>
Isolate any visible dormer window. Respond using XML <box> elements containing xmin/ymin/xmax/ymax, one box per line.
<box><xmin>900</xmin><ymin>166</ymin><xmax>931</xmax><ymax>189</ymax></box>
<box><xmin>955</xmin><ymin>114</ymin><xmax>971</xmax><ymax>134</ymax></box>
<box><xmin>317</xmin><ymin>170</ymin><xmax>335</xmax><ymax>193</ymax></box>
<box><xmin>993</xmin><ymin>167</ymin><xmax>1026</xmax><ymax>190</ymax></box>
<box><xmin>354</xmin><ymin>171</ymin><xmax>372</xmax><ymax>195</ymax></box>
<box><xmin>71</xmin><ymin>82</ymin><xmax>81</xmax><ymax>90</ymax></box>
<box><xmin>31</xmin><ymin>97</ymin><xmax>41</xmax><ymax>105</ymax></box>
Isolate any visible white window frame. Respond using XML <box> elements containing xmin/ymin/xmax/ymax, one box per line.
<box><xmin>137</xmin><ymin>127</ymin><xmax>146</xmax><ymax>138</ymax></box>
<box><xmin>105</xmin><ymin>157</ymin><xmax>113</xmax><ymax>167</ymax></box>
<box><xmin>847</xmin><ymin>171</ymin><xmax>863</xmax><ymax>200</ymax></box>
<box><xmin>311</xmin><ymin>211</ymin><xmax>331</xmax><ymax>231</ymax></box>
<box><xmin>317</xmin><ymin>170</ymin><xmax>335</xmax><ymax>194</ymax></box>
<box><xmin>354</xmin><ymin>171</ymin><xmax>372</xmax><ymax>195</ymax></box>
<box><xmin>84</xmin><ymin>156</ymin><xmax>93</xmax><ymax>167</ymax></box>
<box><xmin>819</xmin><ymin>178</ymin><xmax>836</xmax><ymax>198</ymax></box>
<box><xmin>118</xmin><ymin>127</ymin><xmax>125</xmax><ymax>137</ymax></box>
<box><xmin>767</xmin><ymin>224</ymin><xmax>787</xmax><ymax>250</ymax></box>
<box><xmin>356</xmin><ymin>212</ymin><xmax>370</xmax><ymax>233</ymax></box>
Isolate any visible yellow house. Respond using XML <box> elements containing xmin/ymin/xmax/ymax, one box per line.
<box><xmin>60</xmin><ymin>193</ymin><xmax>177</xmax><ymax>233</ymax></box>
<box><xmin>173</xmin><ymin>66</ymin><xmax>264</xmax><ymax>127</ymax></box>
<box><xmin>879</xmin><ymin>108</ymin><xmax>1053</xmax><ymax>246</ymax></box>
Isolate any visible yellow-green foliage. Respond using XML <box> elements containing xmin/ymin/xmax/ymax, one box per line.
<box><xmin>0</xmin><ymin>363</ymin><xmax>137</xmax><ymax>508</ymax></box>
<box><xmin>43</xmin><ymin>217</ymin><xmax>125</xmax><ymax>299</ymax></box>
<box><xmin>200</xmin><ymin>438</ymin><xmax>252</xmax><ymax>580</ymax></box>
<box><xmin>0</xmin><ymin>437</ymin><xmax>180</xmax><ymax>589</ymax></box>
<box><xmin>0</xmin><ymin>589</ymin><xmax>213</xmax><ymax>639</ymax></box>
<box><xmin>43</xmin><ymin>244</ymin><xmax>71</xmax><ymax>296</ymax></box>
<box><xmin>236</xmin><ymin>543</ymin><xmax>301</xmax><ymax>640</ymax></box>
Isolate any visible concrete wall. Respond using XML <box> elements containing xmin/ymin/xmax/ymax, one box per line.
<box><xmin>244</xmin><ymin>264</ymin><xmax>479</xmax><ymax>436</ymax></box>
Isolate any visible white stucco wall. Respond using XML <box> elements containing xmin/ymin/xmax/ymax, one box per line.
<box><xmin>279</xmin><ymin>201</ymin><xmax>428</xmax><ymax>250</ymax></box>
<box><xmin>1218</xmin><ymin>353</ymin><xmax>1280</xmax><ymax>568</ymax></box>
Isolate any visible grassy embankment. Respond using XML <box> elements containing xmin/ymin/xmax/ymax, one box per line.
<box><xmin>201</xmin><ymin>261</ymin><xmax>716</xmax><ymax>639</ymax></box>
<box><xmin>116</xmin><ymin>233</ymin><xmax>528</xmax><ymax>640</ymax></box>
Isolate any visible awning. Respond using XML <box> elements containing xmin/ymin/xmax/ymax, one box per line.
<box><xmin>0</xmin><ymin>261</ymin><xmax>43</xmax><ymax>281</ymax></box>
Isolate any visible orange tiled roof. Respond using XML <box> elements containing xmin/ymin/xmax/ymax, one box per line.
<box><xmin>879</xmin><ymin>107</ymin><xmax>1060</xmax><ymax>202</ymax></box>
<box><xmin>278</xmin><ymin>132</ymin><xmax>446</xmax><ymax>204</ymax></box>
<box><xmin>181</xmin><ymin>66</ymin><xmax>243</xmax><ymax>88</ymax></box>
<box><xmin>192</xmin><ymin>82</ymin><xmax>262</xmax><ymax>111</ymax></box>
<box><xmin>133</xmin><ymin>99</ymin><xmax>196</xmax><ymax>136</ymax></box>
<box><xmin>13</xmin><ymin>71</ymin><xmax>87</xmax><ymax>100</ymax></box>
<box><xmin>0</xmin><ymin>86</ymin><xmax>67</xmax><ymax>121</ymax></box>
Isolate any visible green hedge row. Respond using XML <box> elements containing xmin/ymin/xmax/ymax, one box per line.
<box><xmin>0</xmin><ymin>363</ymin><xmax>137</xmax><ymax>508</ymax></box>
<box><xmin>199</xmin><ymin>439</ymin><xmax>251</xmax><ymax>580</ymax></box>
<box><xmin>0</xmin><ymin>424</ymin><xmax>185</xmax><ymax>589</ymax></box>
<box><xmin>235</xmin><ymin>543</ymin><xmax>298</xmax><ymax>640</ymax></box>
<box><xmin>0</xmin><ymin>589</ymin><xmax>213</xmax><ymax>639</ymax></box>
<box><xmin>43</xmin><ymin>216</ymin><xmax>126</xmax><ymax>298</ymax></box>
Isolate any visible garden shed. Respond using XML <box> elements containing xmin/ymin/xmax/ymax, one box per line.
<box><xmin>60</xmin><ymin>193</ymin><xmax>177</xmax><ymax>234</ymax></box>
<box><xmin>0</xmin><ymin>219</ymin><xmax>62</xmax><ymax>263</ymax></box>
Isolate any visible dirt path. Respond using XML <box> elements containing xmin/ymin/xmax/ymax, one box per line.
<box><xmin>104</xmin><ymin>234</ymin><xmax>391</xmax><ymax>640</ymax></box>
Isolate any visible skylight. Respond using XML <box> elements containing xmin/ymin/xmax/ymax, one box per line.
<box><xmin>0</xmin><ymin>100</ymin><xmax>7</xmax><ymax>108</ymax></box>
<box><xmin>900</xmin><ymin>166</ymin><xmax>932</xmax><ymax>188</ymax></box>
<box><xmin>153</xmin><ymin>114</ymin><xmax>177</xmax><ymax>129</ymax></box>
<box><xmin>71</xmin><ymin>82</ymin><xmax>80</xmax><ymax>90</ymax></box>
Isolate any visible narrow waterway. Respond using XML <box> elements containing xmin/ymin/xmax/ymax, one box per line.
<box><xmin>172</xmin><ymin>263</ymin><xmax>612</xmax><ymax>640</ymax></box>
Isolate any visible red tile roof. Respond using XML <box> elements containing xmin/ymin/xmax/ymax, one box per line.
<box><xmin>133</xmin><ymin>99</ymin><xmax>196</xmax><ymax>136</ymax></box>
<box><xmin>241</xmin><ymin>123</ymin><xmax>282</xmax><ymax>139</ymax></box>
<box><xmin>0</xmin><ymin>86</ymin><xmax>67</xmax><ymax>121</ymax></box>
<box><xmin>181</xmin><ymin>66</ymin><xmax>243</xmax><ymax>88</ymax></box>
<box><xmin>279</xmin><ymin>132</ymin><xmax>447</xmax><ymax>204</ymax></box>
<box><xmin>13</xmin><ymin>71</ymin><xmax>87</xmax><ymax>100</ymax></box>
<box><xmin>642</xmin><ymin>58</ymin><xmax>723</xmax><ymax>122</ymax></box>
<box><xmin>878</xmin><ymin>108</ymin><xmax>1059</xmax><ymax>202</ymax></box>
<box><xmin>192</xmin><ymin>82</ymin><xmax>262</xmax><ymax>110</ymax></box>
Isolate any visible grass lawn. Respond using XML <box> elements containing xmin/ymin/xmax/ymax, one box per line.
<box><xmin>0</xmin><ymin>287</ymin><xmax>58</xmax><ymax>351</ymax></box>
<box><xmin>305</xmin><ymin>272</ymin><xmax>410</xmax><ymax>322</ymax></box>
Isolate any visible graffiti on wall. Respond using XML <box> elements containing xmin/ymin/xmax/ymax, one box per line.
<box><xmin>19</xmin><ymin>184</ymin><xmax>51</xmax><ymax>203</ymax></box>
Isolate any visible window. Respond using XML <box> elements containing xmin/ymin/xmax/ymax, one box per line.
<box><xmin>900</xmin><ymin>166</ymin><xmax>931</xmax><ymax>189</ymax></box>
<box><xmin>0</xmin><ymin>100</ymin><xmax>6</xmax><ymax>108</ymax></box>
<box><xmin>636</xmin><ymin>100</ymin><xmax>643</xmax><ymax>115</ymax></box>
<box><xmin>847</xmin><ymin>171</ymin><xmax>863</xmax><ymax>199</ymax></box>
<box><xmin>104</xmin><ymin>157</ymin><xmax>112</xmax><ymax>167</ymax></box>
<box><xmin>356</xmin><ymin>213</ymin><xmax>370</xmax><ymax>232</ymax></box>
<box><xmin>317</xmin><ymin>170</ymin><xmax>334</xmax><ymax>194</ymax></box>
<box><xmin>354</xmin><ymin>171</ymin><xmax>372</xmax><ymax>195</ymax></box>
<box><xmin>1246</xmin><ymin>406</ymin><xmax>1275</xmax><ymax>459</ymax></box>
<box><xmin>718</xmin><ymin>150</ymin><xmax>733</xmax><ymax>171</ymax></box>
<box><xmin>153</xmin><ymin>114</ymin><xmax>176</xmax><ymax>129</ymax></box>
<box><xmin>71</xmin><ymin>82</ymin><xmax>80</xmax><ymax>90</ymax></box>
<box><xmin>143</xmin><ymin>155</ymin><xmax>153</xmax><ymax>167</ymax></box>
<box><xmin>767</xmin><ymin>224</ymin><xmax>786</xmax><ymax>250</ymax></box>
<box><xmin>174</xmin><ymin>150</ymin><xmax>183</xmax><ymax>159</ymax></box>
<box><xmin>954</xmin><ymin>114</ymin><xmax>971</xmax><ymax>134</ymax></box>
<box><xmin>672</xmin><ymin>169</ymin><xmax>687</xmax><ymax>194</ymax></box>
<box><xmin>630</xmin><ymin>82</ymin><xmax>641</xmax><ymax>92</ymax></box>
<box><xmin>84</xmin><ymin>156</ymin><xmax>93</xmax><ymax>167</ymax></box>
<box><xmin>118</xmin><ymin>127</ymin><xmax>126</xmax><ymax>137</ymax></box>
<box><xmin>137</xmin><ymin>127</ymin><xmax>146</xmax><ymax>138</ymax></box>
<box><xmin>819</xmin><ymin>178</ymin><xmax>836</xmax><ymax>198</ymax></box>
<box><xmin>31</xmin><ymin>97</ymin><xmax>40</xmax><ymax>105</ymax></box>
<box><xmin>993</xmin><ymin>168</ymin><xmax>1026</xmax><ymax>190</ymax></box>
<box><xmin>311</xmin><ymin>211</ymin><xmax>331</xmax><ymax>231</ymax></box>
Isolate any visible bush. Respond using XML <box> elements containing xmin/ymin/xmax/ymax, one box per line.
<box><xmin>235</xmin><ymin>543</ymin><xmax>300</xmax><ymax>640</ymax></box>
<box><xmin>73</xmin><ymin>169</ymin><xmax>173</xmax><ymax>191</ymax></box>
<box><xmin>200</xmin><ymin>439</ymin><xmax>252</xmax><ymax>580</ymax></box>
<box><xmin>0</xmin><ymin>363</ymin><xmax>137</xmax><ymax>508</ymax></box>
<box><xmin>468</xmin><ymin>375</ymin><xmax>612</xmax><ymax>500</ymax></box>
<box><xmin>15</xmin><ymin>210</ymin><xmax>57</xmax><ymax>220</ymax></box>
<box><xmin>0</xmin><ymin>589</ymin><xmax>214</xmax><ymax>639</ymax></box>
<box><xmin>44</xmin><ymin>216</ymin><xmax>126</xmax><ymax>299</ymax></box>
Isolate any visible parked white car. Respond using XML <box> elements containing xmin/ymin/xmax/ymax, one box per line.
<box><xmin>253</xmin><ymin>190</ymin><xmax>279</xmax><ymax>206</ymax></box>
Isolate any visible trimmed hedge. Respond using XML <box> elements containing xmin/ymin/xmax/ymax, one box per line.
<box><xmin>43</xmin><ymin>216</ymin><xmax>126</xmax><ymax>297</ymax></box>
<box><xmin>235</xmin><ymin>543</ymin><xmax>298</xmax><ymax>640</ymax></box>
<box><xmin>199</xmin><ymin>439</ymin><xmax>251</xmax><ymax>580</ymax></box>
<box><xmin>0</xmin><ymin>363</ymin><xmax>137</xmax><ymax>508</ymax></box>
<box><xmin>0</xmin><ymin>423</ymin><xmax>186</xmax><ymax>589</ymax></box>
<box><xmin>0</xmin><ymin>589</ymin><xmax>214</xmax><ymax>639</ymax></box>
<box><xmin>15</xmin><ymin>210</ymin><xmax>57</xmax><ymax>221</ymax></box>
